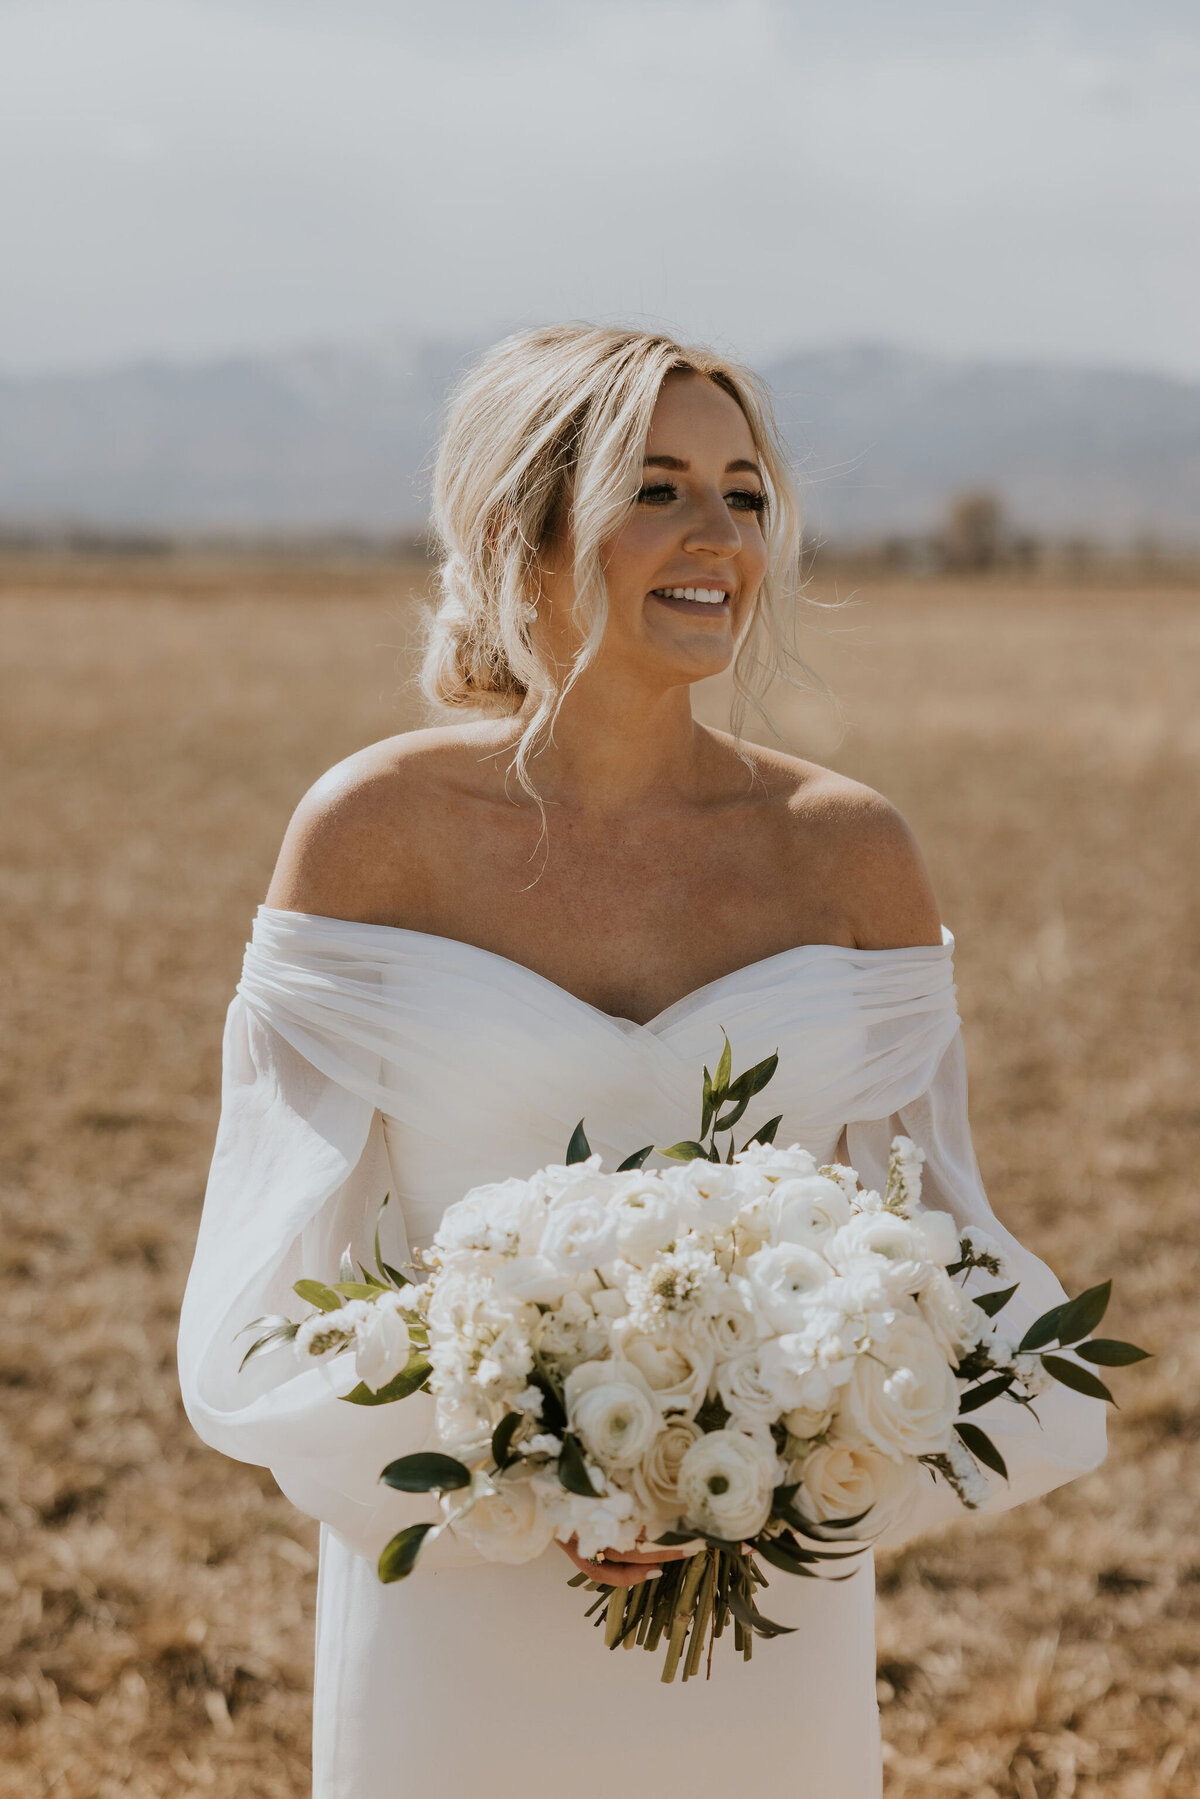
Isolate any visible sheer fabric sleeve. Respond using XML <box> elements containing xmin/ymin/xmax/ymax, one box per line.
<box><xmin>177</xmin><ymin>994</ymin><xmax>474</xmax><ymax>1567</ymax></box>
<box><xmin>846</xmin><ymin>1027</ymin><xmax>1108</xmax><ymax>1551</ymax></box>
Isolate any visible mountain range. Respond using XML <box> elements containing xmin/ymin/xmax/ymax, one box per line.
<box><xmin>1</xmin><ymin>339</ymin><xmax>1197</xmax><ymax>546</ymax></box>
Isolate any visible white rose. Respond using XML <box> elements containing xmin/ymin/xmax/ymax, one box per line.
<box><xmin>834</xmin><ymin>1311</ymin><xmax>960</xmax><ymax>1459</ymax></box>
<box><xmin>451</xmin><ymin>1470</ymin><xmax>555</xmax><ymax>1564</ymax></box>
<box><xmin>608</xmin><ymin>1175</ymin><xmax>681</xmax><ymax>1264</ymax></box>
<box><xmin>796</xmin><ymin>1442</ymin><xmax>917</xmax><ymax>1529</ymax></box>
<box><xmin>616</xmin><ymin>1326</ymin><xmax>714</xmax><ymax>1417</ymax></box>
<box><xmin>740</xmin><ymin>1243</ymin><xmax>834</xmax><ymax>1333</ymax></box>
<box><xmin>733</xmin><ymin>1143</ymin><xmax>820</xmax><ymax>1179</ymax></box>
<box><xmin>664</xmin><ymin>1161</ymin><xmax>756</xmax><ymax>1233</ymax></box>
<box><xmin>715</xmin><ymin>1348</ymin><xmax>784</xmax><ymax>1430</ymax></box>
<box><xmin>540</xmin><ymin>1188</ymin><xmax>620</xmax><ymax>1270</ymax></box>
<box><xmin>677</xmin><ymin>1430</ymin><xmax>776</xmax><ymax>1542</ymax></box>
<box><xmin>435</xmin><ymin>1177</ymin><xmax>547</xmax><ymax>1257</ymax></box>
<box><xmin>564</xmin><ymin>1359</ymin><xmax>661</xmax><ymax>1468</ymax></box>
<box><xmin>828</xmin><ymin>1213</ymin><xmax>932</xmax><ymax>1302</ymax></box>
<box><xmin>782</xmin><ymin>1399</ymin><xmax>836</xmax><ymax>1441</ymax></box>
<box><xmin>766</xmin><ymin>1174</ymin><xmax>853</xmax><ymax>1249</ymax></box>
<box><xmin>918</xmin><ymin>1268</ymin><xmax>987</xmax><ymax>1361</ymax></box>
<box><xmin>352</xmin><ymin>1291</ymin><xmax>412</xmax><ymax>1389</ymax></box>
<box><xmin>630</xmin><ymin>1416</ymin><xmax>703</xmax><ymax>1526</ymax></box>
<box><xmin>912</xmin><ymin>1208</ymin><xmax>963</xmax><ymax>1270</ymax></box>
<box><xmin>709</xmin><ymin>1290</ymin><xmax>759</xmax><ymax>1355</ymax></box>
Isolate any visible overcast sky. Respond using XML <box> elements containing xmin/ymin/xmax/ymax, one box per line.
<box><xmin>1</xmin><ymin>0</ymin><xmax>1197</xmax><ymax>377</ymax></box>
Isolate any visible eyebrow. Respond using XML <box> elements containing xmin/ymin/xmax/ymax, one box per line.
<box><xmin>643</xmin><ymin>454</ymin><xmax>764</xmax><ymax>480</ymax></box>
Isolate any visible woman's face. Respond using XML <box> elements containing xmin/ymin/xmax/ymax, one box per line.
<box><xmin>543</xmin><ymin>371</ymin><xmax>770</xmax><ymax>689</ymax></box>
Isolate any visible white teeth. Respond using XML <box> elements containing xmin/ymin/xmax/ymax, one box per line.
<box><xmin>656</xmin><ymin>586</ymin><xmax>727</xmax><ymax>603</ymax></box>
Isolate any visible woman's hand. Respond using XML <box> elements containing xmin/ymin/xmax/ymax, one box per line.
<box><xmin>556</xmin><ymin>1536</ymin><xmax>697</xmax><ymax>1589</ymax></box>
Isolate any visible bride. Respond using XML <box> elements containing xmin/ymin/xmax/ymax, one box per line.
<box><xmin>179</xmin><ymin>324</ymin><xmax>1106</xmax><ymax>1797</ymax></box>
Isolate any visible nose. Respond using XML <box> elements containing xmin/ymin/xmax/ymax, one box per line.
<box><xmin>682</xmin><ymin>486</ymin><xmax>743</xmax><ymax>558</ymax></box>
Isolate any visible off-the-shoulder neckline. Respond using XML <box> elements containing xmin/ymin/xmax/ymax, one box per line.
<box><xmin>253</xmin><ymin>906</ymin><xmax>954</xmax><ymax>1034</ymax></box>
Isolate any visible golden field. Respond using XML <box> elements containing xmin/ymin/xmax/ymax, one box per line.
<box><xmin>0</xmin><ymin>556</ymin><xmax>1196</xmax><ymax>1798</ymax></box>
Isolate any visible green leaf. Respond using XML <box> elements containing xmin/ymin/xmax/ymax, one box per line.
<box><xmin>713</xmin><ymin>1093</ymin><xmax>752</xmax><ymax>1134</ymax></box>
<box><xmin>1041</xmin><ymin>1354</ymin><xmax>1116</xmax><ymax>1405</ymax></box>
<box><xmin>957</xmin><ymin>1373</ymin><xmax>1015</xmax><ymax>1414</ymax></box>
<box><xmin>565</xmin><ymin>1120</ymin><xmax>592</xmax><ymax>1165</ymax></box>
<box><xmin>380</xmin><ymin>1452</ymin><xmax>471</xmax><ymax>1493</ymax></box>
<box><xmin>378</xmin><ymin>1260</ymin><xmax>410</xmax><ymax>1289</ymax></box>
<box><xmin>712</xmin><ymin>1032</ymin><xmax>733</xmax><ymax>1103</ymax></box>
<box><xmin>726</xmin><ymin>1581</ymin><xmax>796</xmax><ymax>1638</ymax></box>
<box><xmin>331</xmin><ymin>1280</ymin><xmax>383</xmax><ymax>1301</ymax></box>
<box><xmin>237</xmin><ymin>1318</ymin><xmax>299</xmax><ymax>1372</ymax></box>
<box><xmin>743</xmin><ymin>1114</ymin><xmax>783</xmax><ymax>1151</ymax></box>
<box><xmin>558</xmin><ymin>1432</ymin><xmax>599</xmax><ymax>1498</ymax></box>
<box><xmin>973</xmin><ymin>1285</ymin><xmax>1019</xmax><ymax>1318</ymax></box>
<box><xmin>1055</xmin><ymin>1280</ymin><xmax>1112</xmax><ymax>1346</ymax></box>
<box><xmin>701</xmin><ymin>1068</ymin><xmax>714</xmax><ymax>1139</ymax></box>
<box><xmin>954</xmin><ymin>1421</ymin><xmax>1008</xmax><ymax>1479</ymax></box>
<box><xmin>659</xmin><ymin>1140</ymin><xmax>709</xmax><ymax>1162</ymax></box>
<box><xmin>293</xmin><ymin>1279</ymin><xmax>343</xmax><ymax>1313</ymax></box>
<box><xmin>1018</xmin><ymin>1302</ymin><xmax>1066</xmax><ymax>1352</ymax></box>
<box><xmin>1075</xmin><ymin>1338</ymin><xmax>1151</xmax><ymax>1366</ymax></box>
<box><xmin>723</xmin><ymin>1052</ymin><xmax>780</xmax><ymax>1108</ymax></box>
<box><xmin>491</xmin><ymin>1411</ymin><xmax>523</xmax><ymax>1470</ymax></box>
<box><xmin>338</xmin><ymin>1244</ymin><xmax>356</xmax><ymax>1282</ymax></box>
<box><xmin>342</xmin><ymin>1352</ymin><xmax>431</xmax><ymax>1406</ymax></box>
<box><xmin>378</xmin><ymin>1522</ymin><xmax>436</xmax><ymax>1583</ymax></box>
<box><xmin>616</xmin><ymin>1145</ymin><xmax>653</xmax><ymax>1172</ymax></box>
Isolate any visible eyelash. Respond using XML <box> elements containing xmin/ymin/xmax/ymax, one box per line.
<box><xmin>635</xmin><ymin>482</ymin><xmax>767</xmax><ymax>515</ymax></box>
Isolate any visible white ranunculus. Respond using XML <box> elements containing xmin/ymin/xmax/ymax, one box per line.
<box><xmin>796</xmin><ymin>1442</ymin><xmax>918</xmax><ymax>1529</ymax></box>
<box><xmin>827</xmin><ymin>1213</ymin><xmax>932</xmax><ymax>1302</ymax></box>
<box><xmin>917</xmin><ymin>1267</ymin><xmax>987</xmax><ymax>1361</ymax></box>
<box><xmin>834</xmin><ymin>1312</ymin><xmax>960</xmax><ymax>1460</ymax></box>
<box><xmin>630</xmin><ymin>1417</ymin><xmax>702</xmax><ymax>1526</ymax></box>
<box><xmin>740</xmin><ymin>1242</ymin><xmax>835</xmax><ymax>1333</ymax></box>
<box><xmin>352</xmin><ymin>1291</ymin><xmax>412</xmax><ymax>1390</ymax></box>
<box><xmin>540</xmin><ymin>1188</ymin><xmax>620</xmax><ymax>1270</ymax></box>
<box><xmin>766</xmin><ymin>1175</ymin><xmax>853</xmax><ymax>1249</ymax></box>
<box><xmin>677</xmin><ymin>1430</ymin><xmax>776</xmax><ymax>1542</ymax></box>
<box><xmin>616</xmin><ymin>1326</ymin><xmax>714</xmax><ymax>1418</ymax></box>
<box><xmin>451</xmin><ymin>1470</ymin><xmax>555</xmax><ymax>1564</ymax></box>
<box><xmin>434</xmin><ymin>1177</ymin><xmax>547</xmax><ymax>1257</ymax></box>
<box><xmin>564</xmin><ymin>1359</ymin><xmax>661</xmax><ymax>1468</ymax></box>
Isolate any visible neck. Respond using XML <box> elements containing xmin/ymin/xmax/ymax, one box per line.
<box><xmin>514</xmin><ymin>669</ymin><xmax>706</xmax><ymax>812</ymax></box>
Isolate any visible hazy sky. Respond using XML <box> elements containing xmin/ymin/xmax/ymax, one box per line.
<box><xmin>2</xmin><ymin>0</ymin><xmax>1198</xmax><ymax>376</ymax></box>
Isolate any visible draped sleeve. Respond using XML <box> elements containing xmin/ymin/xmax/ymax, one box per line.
<box><xmin>176</xmin><ymin>986</ymin><xmax>472</xmax><ymax>1568</ymax></box>
<box><xmin>845</xmin><ymin>1024</ymin><xmax>1109</xmax><ymax>1550</ymax></box>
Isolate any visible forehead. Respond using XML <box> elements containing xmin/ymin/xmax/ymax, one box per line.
<box><xmin>645</xmin><ymin>372</ymin><xmax>758</xmax><ymax>461</ymax></box>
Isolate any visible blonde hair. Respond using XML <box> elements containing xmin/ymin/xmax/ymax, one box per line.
<box><xmin>421</xmin><ymin>322</ymin><xmax>810</xmax><ymax>795</ymax></box>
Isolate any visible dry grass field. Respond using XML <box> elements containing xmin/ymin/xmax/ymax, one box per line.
<box><xmin>1</xmin><ymin>555</ymin><xmax>1196</xmax><ymax>1798</ymax></box>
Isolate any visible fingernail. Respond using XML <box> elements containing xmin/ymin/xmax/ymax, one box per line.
<box><xmin>645</xmin><ymin>1567</ymin><xmax>663</xmax><ymax>1579</ymax></box>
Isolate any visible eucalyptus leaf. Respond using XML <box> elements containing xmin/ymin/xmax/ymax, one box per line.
<box><xmin>380</xmin><ymin>1452</ymin><xmax>472</xmax><ymax>1493</ymax></box>
<box><xmin>378</xmin><ymin>1522</ymin><xmax>436</xmax><ymax>1583</ymax></box>
<box><xmin>1018</xmin><ymin>1302</ymin><xmax>1066</xmax><ymax>1352</ymax></box>
<box><xmin>1041</xmin><ymin>1354</ymin><xmax>1116</xmax><ymax>1405</ymax></box>
<box><xmin>616</xmin><ymin>1146</ymin><xmax>653</xmax><ymax>1172</ymax></box>
<box><xmin>713</xmin><ymin>1093</ymin><xmax>752</xmax><ymax>1133</ymax></box>
<box><xmin>954</xmin><ymin>1421</ymin><xmax>1008</xmax><ymax>1479</ymax></box>
<box><xmin>491</xmin><ymin>1411</ymin><xmax>523</xmax><ymax>1471</ymax></box>
<box><xmin>1075</xmin><ymin>1338</ymin><xmax>1151</xmax><ymax>1366</ymax></box>
<box><xmin>293</xmin><ymin>1279</ymin><xmax>343</xmax><ymax>1313</ymax></box>
<box><xmin>973</xmin><ymin>1285</ymin><xmax>1019</xmax><ymax>1318</ymax></box>
<box><xmin>237</xmin><ymin>1319</ymin><xmax>299</xmax><ymax>1371</ymax></box>
<box><xmin>342</xmin><ymin>1352</ymin><xmax>431</xmax><ymax>1406</ymax></box>
<box><xmin>957</xmin><ymin>1373</ymin><xmax>1015</xmax><ymax>1414</ymax></box>
<box><xmin>565</xmin><ymin>1120</ymin><xmax>592</xmax><ymax>1165</ymax></box>
<box><xmin>1055</xmin><ymin>1280</ymin><xmax>1112</xmax><ymax>1346</ymax></box>
<box><xmin>558</xmin><ymin>1432</ymin><xmax>600</xmax><ymax>1498</ymax></box>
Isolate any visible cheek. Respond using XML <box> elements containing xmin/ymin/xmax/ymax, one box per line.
<box><xmin>601</xmin><ymin>514</ymin><xmax>675</xmax><ymax>592</ymax></box>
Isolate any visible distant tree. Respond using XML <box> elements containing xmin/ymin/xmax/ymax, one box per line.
<box><xmin>940</xmin><ymin>490</ymin><xmax>1005</xmax><ymax>572</ymax></box>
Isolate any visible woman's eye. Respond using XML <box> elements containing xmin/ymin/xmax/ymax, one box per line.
<box><xmin>726</xmin><ymin>488</ymin><xmax>767</xmax><ymax>514</ymax></box>
<box><xmin>635</xmin><ymin>483</ymin><xmax>677</xmax><ymax>505</ymax></box>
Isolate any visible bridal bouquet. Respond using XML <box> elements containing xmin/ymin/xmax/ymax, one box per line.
<box><xmin>243</xmin><ymin>1039</ymin><xmax>1146</xmax><ymax>1682</ymax></box>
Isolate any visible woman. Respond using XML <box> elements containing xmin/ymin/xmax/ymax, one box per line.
<box><xmin>179</xmin><ymin>325</ymin><xmax>1106</xmax><ymax>1798</ymax></box>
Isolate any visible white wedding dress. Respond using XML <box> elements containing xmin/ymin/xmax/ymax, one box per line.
<box><xmin>179</xmin><ymin>907</ymin><xmax>1107</xmax><ymax>1799</ymax></box>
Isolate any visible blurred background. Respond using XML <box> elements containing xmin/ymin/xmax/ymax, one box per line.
<box><xmin>1</xmin><ymin>3</ymin><xmax>1197</xmax><ymax>1796</ymax></box>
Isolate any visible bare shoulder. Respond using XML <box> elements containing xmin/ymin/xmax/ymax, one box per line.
<box><xmin>721</xmin><ymin>737</ymin><xmax>943</xmax><ymax>951</ymax></box>
<box><xmin>264</xmin><ymin>721</ymin><xmax>509</xmax><ymax>922</ymax></box>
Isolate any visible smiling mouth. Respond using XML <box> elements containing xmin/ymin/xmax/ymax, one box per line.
<box><xmin>648</xmin><ymin>585</ymin><xmax>731</xmax><ymax>614</ymax></box>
